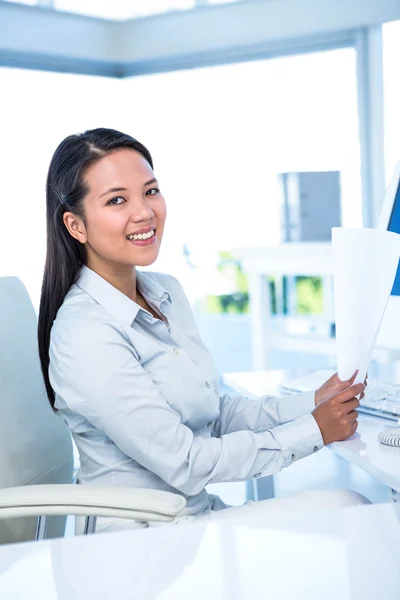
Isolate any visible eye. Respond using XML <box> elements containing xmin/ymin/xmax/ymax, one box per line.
<box><xmin>146</xmin><ymin>187</ymin><xmax>160</xmax><ymax>197</ymax></box>
<box><xmin>107</xmin><ymin>196</ymin><xmax>125</xmax><ymax>206</ymax></box>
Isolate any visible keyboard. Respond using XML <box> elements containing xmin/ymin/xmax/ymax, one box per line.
<box><xmin>280</xmin><ymin>369</ymin><xmax>400</xmax><ymax>421</ymax></box>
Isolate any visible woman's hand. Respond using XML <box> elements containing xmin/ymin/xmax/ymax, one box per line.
<box><xmin>315</xmin><ymin>370</ymin><xmax>367</xmax><ymax>405</ymax></box>
<box><xmin>312</xmin><ymin>383</ymin><xmax>364</xmax><ymax>445</ymax></box>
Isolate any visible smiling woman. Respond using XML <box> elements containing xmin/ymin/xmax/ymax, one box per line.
<box><xmin>38</xmin><ymin>127</ymin><xmax>369</xmax><ymax>535</ymax></box>
<box><xmin>62</xmin><ymin>148</ymin><xmax>166</xmax><ymax>279</ymax></box>
<box><xmin>38</xmin><ymin>128</ymin><xmax>164</xmax><ymax>407</ymax></box>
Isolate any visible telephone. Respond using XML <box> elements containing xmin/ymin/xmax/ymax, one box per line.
<box><xmin>379</xmin><ymin>420</ymin><xmax>400</xmax><ymax>447</ymax></box>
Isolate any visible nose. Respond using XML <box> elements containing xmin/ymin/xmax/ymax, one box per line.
<box><xmin>130</xmin><ymin>196</ymin><xmax>155</xmax><ymax>222</ymax></box>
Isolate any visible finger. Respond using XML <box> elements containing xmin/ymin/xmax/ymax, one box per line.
<box><xmin>343</xmin><ymin>398</ymin><xmax>360</xmax><ymax>413</ymax></box>
<box><xmin>360</xmin><ymin>391</ymin><xmax>365</xmax><ymax>400</ymax></box>
<box><xmin>335</xmin><ymin>370</ymin><xmax>357</xmax><ymax>391</ymax></box>
<box><xmin>346</xmin><ymin>370</ymin><xmax>359</xmax><ymax>386</ymax></box>
<box><xmin>347</xmin><ymin>410</ymin><xmax>359</xmax><ymax>421</ymax></box>
<box><xmin>351</xmin><ymin>420</ymin><xmax>358</xmax><ymax>433</ymax></box>
<box><xmin>328</xmin><ymin>372</ymin><xmax>341</xmax><ymax>386</ymax></box>
<box><xmin>336</xmin><ymin>383</ymin><xmax>365</xmax><ymax>403</ymax></box>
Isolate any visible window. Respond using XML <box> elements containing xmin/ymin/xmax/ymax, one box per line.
<box><xmin>0</xmin><ymin>47</ymin><xmax>361</xmax><ymax>311</ymax></box>
<box><xmin>383</xmin><ymin>20</ymin><xmax>400</xmax><ymax>184</ymax></box>
<box><xmin>54</xmin><ymin>0</ymin><xmax>196</xmax><ymax>20</ymax></box>
<box><xmin>2</xmin><ymin>0</ymin><xmax>38</xmax><ymax>5</ymax></box>
<box><xmin>206</xmin><ymin>0</ymin><xmax>243</xmax><ymax>4</ymax></box>
<box><xmin>124</xmin><ymin>47</ymin><xmax>362</xmax><ymax>254</ymax></box>
<box><xmin>3</xmin><ymin>0</ymin><xmax>244</xmax><ymax>17</ymax></box>
<box><xmin>0</xmin><ymin>68</ymin><xmax>123</xmax><ymax>309</ymax></box>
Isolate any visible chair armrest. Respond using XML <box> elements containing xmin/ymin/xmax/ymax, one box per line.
<box><xmin>0</xmin><ymin>485</ymin><xmax>186</xmax><ymax>523</ymax></box>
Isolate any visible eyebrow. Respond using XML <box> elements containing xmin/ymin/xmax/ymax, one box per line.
<box><xmin>100</xmin><ymin>178</ymin><xmax>158</xmax><ymax>198</ymax></box>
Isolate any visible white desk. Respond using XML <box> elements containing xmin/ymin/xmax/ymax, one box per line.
<box><xmin>223</xmin><ymin>369</ymin><xmax>400</xmax><ymax>502</ymax></box>
<box><xmin>0</xmin><ymin>503</ymin><xmax>399</xmax><ymax>599</ymax></box>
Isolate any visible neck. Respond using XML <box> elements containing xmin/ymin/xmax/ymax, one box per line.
<box><xmin>86</xmin><ymin>260</ymin><xmax>138</xmax><ymax>301</ymax></box>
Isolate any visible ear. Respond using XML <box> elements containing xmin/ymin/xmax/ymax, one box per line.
<box><xmin>63</xmin><ymin>212</ymin><xmax>87</xmax><ymax>244</ymax></box>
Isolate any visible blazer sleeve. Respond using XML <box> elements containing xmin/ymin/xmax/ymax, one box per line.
<box><xmin>214</xmin><ymin>390</ymin><xmax>317</xmax><ymax>435</ymax></box>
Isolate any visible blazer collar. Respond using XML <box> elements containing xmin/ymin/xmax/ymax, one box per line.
<box><xmin>76</xmin><ymin>265</ymin><xmax>171</xmax><ymax>329</ymax></box>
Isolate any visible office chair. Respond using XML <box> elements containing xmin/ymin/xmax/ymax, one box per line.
<box><xmin>0</xmin><ymin>277</ymin><xmax>185</xmax><ymax>544</ymax></box>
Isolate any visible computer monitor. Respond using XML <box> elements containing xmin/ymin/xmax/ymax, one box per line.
<box><xmin>376</xmin><ymin>163</ymin><xmax>400</xmax><ymax>350</ymax></box>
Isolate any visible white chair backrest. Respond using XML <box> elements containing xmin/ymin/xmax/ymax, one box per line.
<box><xmin>0</xmin><ymin>277</ymin><xmax>73</xmax><ymax>544</ymax></box>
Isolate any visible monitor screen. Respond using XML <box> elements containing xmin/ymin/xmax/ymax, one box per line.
<box><xmin>389</xmin><ymin>182</ymin><xmax>400</xmax><ymax>296</ymax></box>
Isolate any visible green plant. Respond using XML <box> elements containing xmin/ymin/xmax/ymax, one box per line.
<box><xmin>296</xmin><ymin>276</ymin><xmax>323</xmax><ymax>314</ymax></box>
<box><xmin>205</xmin><ymin>251</ymin><xmax>250</xmax><ymax>314</ymax></box>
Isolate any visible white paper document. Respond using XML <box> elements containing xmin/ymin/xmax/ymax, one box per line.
<box><xmin>332</xmin><ymin>227</ymin><xmax>400</xmax><ymax>384</ymax></box>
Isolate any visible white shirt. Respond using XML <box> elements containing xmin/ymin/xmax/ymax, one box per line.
<box><xmin>49</xmin><ymin>266</ymin><xmax>323</xmax><ymax>516</ymax></box>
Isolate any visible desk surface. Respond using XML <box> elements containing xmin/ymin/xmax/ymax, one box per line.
<box><xmin>0</xmin><ymin>503</ymin><xmax>399</xmax><ymax>600</ymax></box>
<box><xmin>223</xmin><ymin>369</ymin><xmax>400</xmax><ymax>493</ymax></box>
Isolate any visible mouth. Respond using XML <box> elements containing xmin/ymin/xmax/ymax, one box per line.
<box><xmin>126</xmin><ymin>228</ymin><xmax>156</xmax><ymax>246</ymax></box>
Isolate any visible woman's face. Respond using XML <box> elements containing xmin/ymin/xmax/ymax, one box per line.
<box><xmin>66</xmin><ymin>148</ymin><xmax>166</xmax><ymax>272</ymax></box>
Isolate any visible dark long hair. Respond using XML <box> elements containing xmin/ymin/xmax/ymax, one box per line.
<box><xmin>38</xmin><ymin>128</ymin><xmax>153</xmax><ymax>409</ymax></box>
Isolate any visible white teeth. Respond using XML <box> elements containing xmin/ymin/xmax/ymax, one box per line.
<box><xmin>127</xmin><ymin>229</ymin><xmax>155</xmax><ymax>241</ymax></box>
